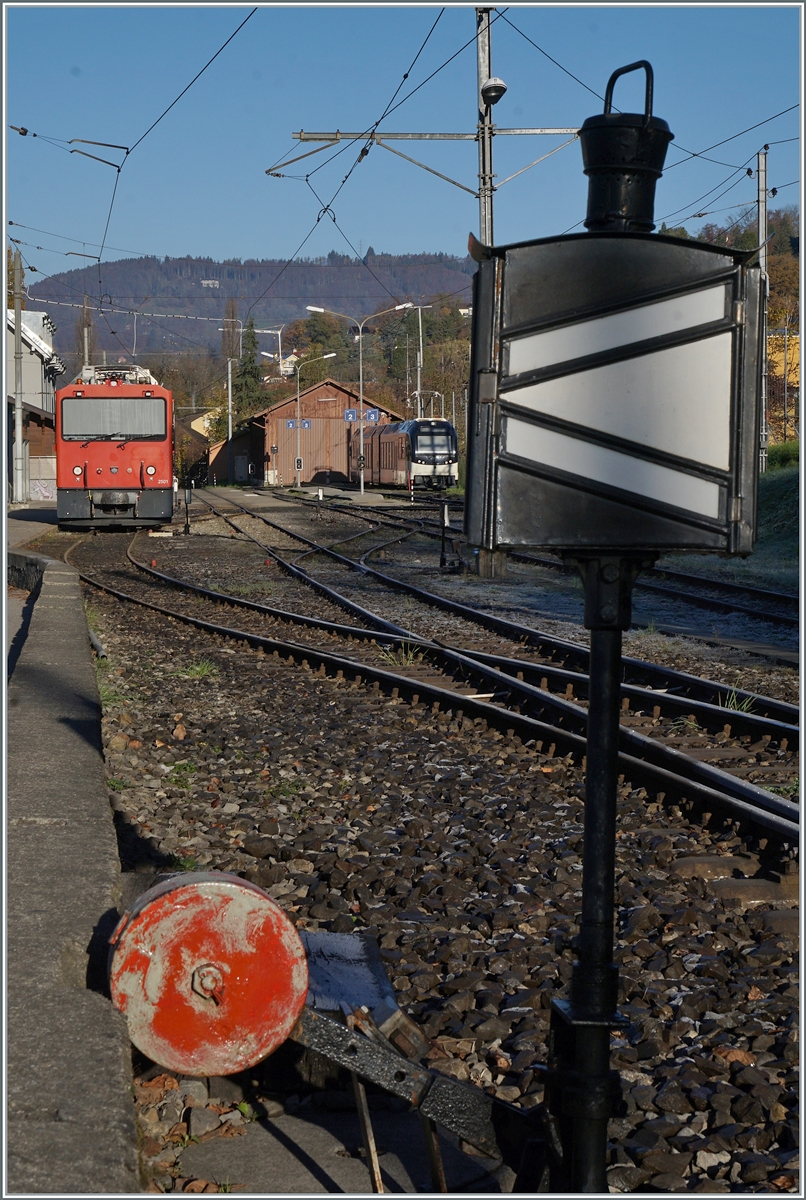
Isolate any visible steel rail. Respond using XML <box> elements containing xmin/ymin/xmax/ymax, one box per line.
<box><xmin>73</xmin><ymin>557</ymin><xmax>799</xmax><ymax>842</ymax></box>
<box><xmin>127</xmin><ymin>540</ymin><xmax>798</xmax><ymax>744</ymax></box>
<box><xmin>295</xmin><ymin>492</ymin><xmax>798</xmax><ymax>616</ymax></box>
<box><xmin>509</xmin><ymin>552</ymin><xmax>799</xmax><ymax>629</ymax></box>
<box><xmin>121</xmin><ymin>528</ymin><xmax>798</xmax><ymax>832</ymax></box>
<box><xmin>306</xmin><ymin>499</ymin><xmax>800</xmax><ymax>630</ymax></box>
<box><xmin>201</xmin><ymin>492</ymin><xmax>797</xmax><ymax>725</ymax></box>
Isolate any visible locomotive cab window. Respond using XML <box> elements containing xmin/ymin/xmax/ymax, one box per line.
<box><xmin>61</xmin><ymin>395</ymin><xmax>167</xmax><ymax>440</ymax></box>
<box><xmin>414</xmin><ymin>430</ymin><xmax>453</xmax><ymax>456</ymax></box>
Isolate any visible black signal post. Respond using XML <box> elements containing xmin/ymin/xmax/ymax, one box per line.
<box><xmin>465</xmin><ymin>61</ymin><xmax>763</xmax><ymax>1191</ymax></box>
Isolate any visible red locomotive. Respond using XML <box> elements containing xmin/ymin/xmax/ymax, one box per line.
<box><xmin>56</xmin><ymin>365</ymin><xmax>174</xmax><ymax>529</ymax></box>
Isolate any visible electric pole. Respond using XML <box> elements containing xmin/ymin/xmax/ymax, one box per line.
<box><xmin>13</xmin><ymin>249</ymin><xmax>25</xmax><ymax>503</ymax></box>
<box><xmin>477</xmin><ymin>8</ymin><xmax>495</xmax><ymax>245</ymax></box>
<box><xmin>273</xmin><ymin>9</ymin><xmax>578</xmax><ymax>252</ymax></box>
<box><xmin>758</xmin><ymin>147</ymin><xmax>768</xmax><ymax>473</ymax></box>
<box><xmin>227</xmin><ymin>357</ymin><xmax>234</xmax><ymax>485</ymax></box>
<box><xmin>416</xmin><ymin>306</ymin><xmax>423</xmax><ymax>419</ymax></box>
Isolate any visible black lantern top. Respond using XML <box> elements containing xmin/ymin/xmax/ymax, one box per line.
<box><xmin>579</xmin><ymin>61</ymin><xmax>674</xmax><ymax>233</ymax></box>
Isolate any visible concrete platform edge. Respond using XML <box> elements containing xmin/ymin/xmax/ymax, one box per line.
<box><xmin>6</xmin><ymin>553</ymin><xmax>140</xmax><ymax>1193</ymax></box>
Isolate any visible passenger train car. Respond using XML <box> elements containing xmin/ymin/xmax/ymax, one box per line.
<box><xmin>56</xmin><ymin>364</ymin><xmax>174</xmax><ymax>529</ymax></box>
<box><xmin>349</xmin><ymin>418</ymin><xmax>458</xmax><ymax>489</ymax></box>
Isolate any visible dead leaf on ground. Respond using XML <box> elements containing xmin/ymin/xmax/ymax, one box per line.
<box><xmin>141</xmin><ymin>1073</ymin><xmax>179</xmax><ymax>1090</ymax></box>
<box><xmin>173</xmin><ymin>724</ymin><xmax>187</xmax><ymax>740</ymax></box>
<box><xmin>182</xmin><ymin>1182</ymin><xmax>216</xmax><ymax>1194</ymax></box>
<box><xmin>198</xmin><ymin>1123</ymin><xmax>246</xmax><ymax>1142</ymax></box>
<box><xmin>769</xmin><ymin>1176</ymin><xmax>797</xmax><ymax>1191</ymax></box>
<box><xmin>747</xmin><ymin>985</ymin><xmax>766</xmax><ymax>1001</ymax></box>
<box><xmin>713</xmin><ymin>1046</ymin><xmax>755</xmax><ymax>1066</ymax></box>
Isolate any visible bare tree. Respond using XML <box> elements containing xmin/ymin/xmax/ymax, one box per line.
<box><xmin>221</xmin><ymin>296</ymin><xmax>239</xmax><ymax>361</ymax></box>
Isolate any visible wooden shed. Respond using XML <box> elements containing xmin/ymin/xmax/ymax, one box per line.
<box><xmin>251</xmin><ymin>379</ymin><xmax>404</xmax><ymax>486</ymax></box>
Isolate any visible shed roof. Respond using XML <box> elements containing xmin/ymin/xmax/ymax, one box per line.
<box><xmin>250</xmin><ymin>378</ymin><xmax>404</xmax><ymax>422</ymax></box>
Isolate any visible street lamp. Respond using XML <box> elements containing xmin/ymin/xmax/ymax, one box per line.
<box><xmin>261</xmin><ymin>326</ymin><xmax>285</xmax><ymax>374</ymax></box>
<box><xmin>306</xmin><ymin>302</ymin><xmax>412</xmax><ymax>493</ymax></box>
<box><xmin>294</xmin><ymin>352</ymin><xmax>336</xmax><ymax>488</ymax></box>
<box><xmin>218</xmin><ymin>322</ymin><xmax>279</xmax><ymax>359</ymax></box>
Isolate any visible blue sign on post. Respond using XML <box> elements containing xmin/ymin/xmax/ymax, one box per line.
<box><xmin>365</xmin><ymin>408</ymin><xmax>380</xmax><ymax>423</ymax></box>
<box><xmin>286</xmin><ymin>419</ymin><xmax>297</xmax><ymax>429</ymax></box>
<box><xmin>344</xmin><ymin>409</ymin><xmax>357</xmax><ymax>422</ymax></box>
<box><xmin>301</xmin><ymin>419</ymin><xmax>311</xmax><ymax>430</ymax></box>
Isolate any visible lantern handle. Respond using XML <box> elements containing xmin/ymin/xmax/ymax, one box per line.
<box><xmin>603</xmin><ymin>61</ymin><xmax>654</xmax><ymax>126</ymax></box>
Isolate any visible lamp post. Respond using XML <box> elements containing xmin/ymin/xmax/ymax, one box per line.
<box><xmin>219</xmin><ymin>323</ymin><xmax>278</xmax><ymax>359</ymax></box>
<box><xmin>227</xmin><ymin>357</ymin><xmax>234</xmax><ymax>484</ymax></box>
<box><xmin>262</xmin><ymin>326</ymin><xmax>285</xmax><ymax>375</ymax></box>
<box><xmin>306</xmin><ymin>302</ymin><xmax>412</xmax><ymax>493</ymax></box>
<box><xmin>294</xmin><ymin>352</ymin><xmax>336</xmax><ymax>488</ymax></box>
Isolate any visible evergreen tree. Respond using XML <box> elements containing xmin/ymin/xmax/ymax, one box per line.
<box><xmin>233</xmin><ymin>316</ymin><xmax>263</xmax><ymax>421</ymax></box>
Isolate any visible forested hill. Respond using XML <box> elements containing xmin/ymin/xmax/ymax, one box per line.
<box><xmin>28</xmin><ymin>250</ymin><xmax>476</xmax><ymax>357</ymax></box>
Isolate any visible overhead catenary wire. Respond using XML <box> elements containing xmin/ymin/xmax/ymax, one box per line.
<box><xmin>656</xmin><ymin>152</ymin><xmax>758</xmax><ymax>223</ymax></box>
<box><xmin>663</xmin><ymin>104</ymin><xmax>800</xmax><ymax>171</ymax></box>
<box><xmin>299</xmin><ymin>8</ymin><xmax>501</xmax><ymax>184</ymax></box>
<box><xmin>495</xmin><ymin>9</ymin><xmax>796</xmax><ymax>175</ymax></box>
<box><xmin>95</xmin><ymin>7</ymin><xmax>258</xmax><ymax>296</ymax></box>
<box><xmin>261</xmin><ymin>10</ymin><xmax>519</xmax><ymax>320</ymax></box>
<box><xmin>249</xmin><ymin>10</ymin><xmax>465</xmax><ymax>318</ymax></box>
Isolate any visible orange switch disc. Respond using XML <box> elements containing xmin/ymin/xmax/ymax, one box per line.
<box><xmin>109</xmin><ymin>872</ymin><xmax>308</xmax><ymax>1076</ymax></box>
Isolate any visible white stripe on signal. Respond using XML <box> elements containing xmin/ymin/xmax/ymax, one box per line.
<box><xmin>506</xmin><ymin>284</ymin><xmax>728</xmax><ymax>376</ymax></box>
<box><xmin>503</xmin><ymin>417</ymin><xmax>722</xmax><ymax>520</ymax></box>
<box><xmin>501</xmin><ymin>333</ymin><xmax>733</xmax><ymax>471</ymax></box>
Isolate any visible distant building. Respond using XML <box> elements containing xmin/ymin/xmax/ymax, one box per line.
<box><xmin>174</xmin><ymin>417</ymin><xmax>209</xmax><ymax>486</ymax></box>
<box><xmin>768</xmin><ymin>332</ymin><xmax>800</xmax><ymax>387</ymax></box>
<box><xmin>249</xmin><ymin>378</ymin><xmax>403</xmax><ymax>486</ymax></box>
<box><xmin>6</xmin><ymin>310</ymin><xmax>65</xmax><ymax>500</ymax></box>
<box><xmin>189</xmin><ymin>410</ymin><xmax>218</xmax><ymax>437</ymax></box>
<box><xmin>200</xmin><ymin>279</ymin><xmax>220</xmax><ymax>288</ymax></box>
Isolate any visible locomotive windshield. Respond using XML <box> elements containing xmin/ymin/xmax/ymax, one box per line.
<box><xmin>414</xmin><ymin>429</ymin><xmax>454</xmax><ymax>456</ymax></box>
<box><xmin>61</xmin><ymin>395</ymin><xmax>166</xmax><ymax>440</ymax></box>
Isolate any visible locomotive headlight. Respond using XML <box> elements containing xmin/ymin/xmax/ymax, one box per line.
<box><xmin>146</xmin><ymin>465</ymin><xmax>156</xmax><ymax>476</ymax></box>
<box><xmin>72</xmin><ymin>465</ymin><xmax>83</xmax><ymax>476</ymax></box>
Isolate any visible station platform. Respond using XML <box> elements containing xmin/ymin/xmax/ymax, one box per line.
<box><xmin>6</xmin><ymin>503</ymin><xmax>140</xmax><ymax>1192</ymax></box>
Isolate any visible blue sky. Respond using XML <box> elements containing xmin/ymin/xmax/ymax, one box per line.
<box><xmin>5</xmin><ymin>3</ymin><xmax>802</xmax><ymax>286</ymax></box>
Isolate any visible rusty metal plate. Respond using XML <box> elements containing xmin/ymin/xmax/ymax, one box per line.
<box><xmin>109</xmin><ymin>872</ymin><xmax>308</xmax><ymax>1076</ymax></box>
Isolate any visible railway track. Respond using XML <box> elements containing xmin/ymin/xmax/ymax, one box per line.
<box><xmin>275</xmin><ymin>488</ymin><xmax>800</xmax><ymax>640</ymax></box>
<box><xmin>65</xmin><ymin>508</ymin><xmax>798</xmax><ymax>845</ymax></box>
<box><xmin>49</xmin><ymin>510</ymin><xmax>799</xmax><ymax>1194</ymax></box>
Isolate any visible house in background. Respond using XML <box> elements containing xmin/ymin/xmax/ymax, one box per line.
<box><xmin>6</xmin><ymin>309</ymin><xmax>65</xmax><ymax>501</ymax></box>
<box><xmin>207</xmin><ymin>428</ymin><xmax>256</xmax><ymax>485</ymax></box>
<box><xmin>251</xmin><ymin>378</ymin><xmax>403</xmax><ymax>486</ymax></box>
<box><xmin>189</xmin><ymin>410</ymin><xmax>218</xmax><ymax>437</ymax></box>
<box><xmin>174</xmin><ymin>417</ymin><xmax>210</xmax><ymax>486</ymax></box>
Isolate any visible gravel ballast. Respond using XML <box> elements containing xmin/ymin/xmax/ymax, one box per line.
<box><xmin>89</xmin><ymin>579</ymin><xmax>799</xmax><ymax>1194</ymax></box>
